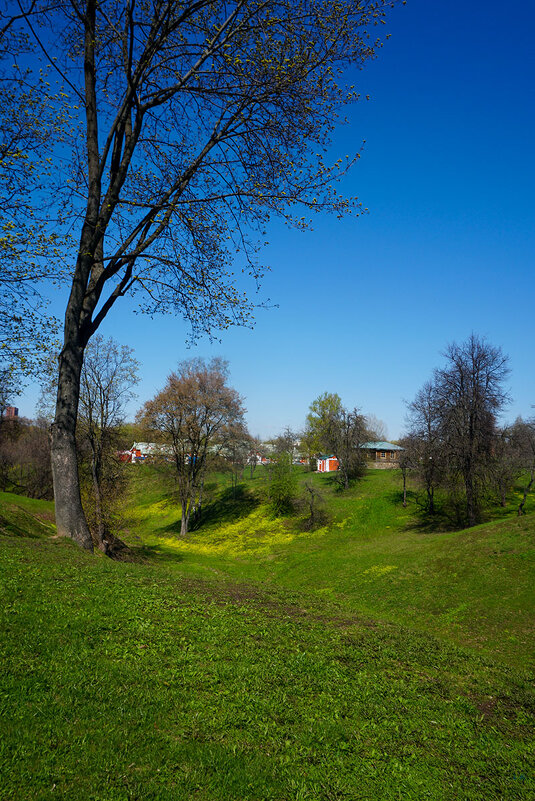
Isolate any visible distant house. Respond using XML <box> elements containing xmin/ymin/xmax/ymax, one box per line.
<box><xmin>317</xmin><ymin>455</ymin><xmax>339</xmax><ymax>473</ymax></box>
<box><xmin>128</xmin><ymin>442</ymin><xmax>173</xmax><ymax>462</ymax></box>
<box><xmin>248</xmin><ymin>451</ymin><xmax>272</xmax><ymax>466</ymax></box>
<box><xmin>361</xmin><ymin>441</ymin><xmax>403</xmax><ymax>469</ymax></box>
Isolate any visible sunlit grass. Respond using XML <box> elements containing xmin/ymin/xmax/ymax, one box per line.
<box><xmin>1</xmin><ymin>468</ymin><xmax>534</xmax><ymax>799</ymax></box>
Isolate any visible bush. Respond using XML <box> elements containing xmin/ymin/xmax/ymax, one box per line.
<box><xmin>268</xmin><ymin>452</ymin><xmax>298</xmax><ymax>515</ymax></box>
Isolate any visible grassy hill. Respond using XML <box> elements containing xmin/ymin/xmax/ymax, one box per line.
<box><xmin>0</xmin><ymin>472</ymin><xmax>534</xmax><ymax>800</ymax></box>
<box><xmin>124</xmin><ymin>466</ymin><xmax>535</xmax><ymax>671</ymax></box>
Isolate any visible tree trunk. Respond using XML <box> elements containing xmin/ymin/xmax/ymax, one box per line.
<box><xmin>197</xmin><ymin>476</ymin><xmax>204</xmax><ymax>518</ymax></box>
<box><xmin>464</xmin><ymin>473</ymin><xmax>478</xmax><ymax>527</ymax></box>
<box><xmin>50</xmin><ymin>364</ymin><xmax>93</xmax><ymax>551</ymax></box>
<box><xmin>518</xmin><ymin>470</ymin><xmax>534</xmax><ymax>516</ymax></box>
<box><xmin>426</xmin><ymin>483</ymin><xmax>434</xmax><ymax>514</ymax></box>
<box><xmin>51</xmin><ymin>342</ymin><xmax>93</xmax><ymax>550</ymax></box>
<box><xmin>402</xmin><ymin>469</ymin><xmax>407</xmax><ymax>508</ymax></box>
<box><xmin>90</xmin><ymin>445</ymin><xmax>107</xmax><ymax>551</ymax></box>
<box><xmin>180</xmin><ymin>499</ymin><xmax>190</xmax><ymax>536</ymax></box>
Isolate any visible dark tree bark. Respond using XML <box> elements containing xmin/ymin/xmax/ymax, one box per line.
<box><xmin>518</xmin><ymin>470</ymin><xmax>534</xmax><ymax>516</ymax></box>
<box><xmin>51</xmin><ymin>341</ymin><xmax>93</xmax><ymax>550</ymax></box>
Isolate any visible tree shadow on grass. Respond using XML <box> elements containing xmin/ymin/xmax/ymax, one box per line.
<box><xmin>126</xmin><ymin>542</ymin><xmax>186</xmax><ymax>564</ymax></box>
<box><xmin>404</xmin><ymin>496</ymin><xmax>469</xmax><ymax>534</ymax></box>
<box><xmin>192</xmin><ymin>484</ymin><xmax>260</xmax><ymax>530</ymax></box>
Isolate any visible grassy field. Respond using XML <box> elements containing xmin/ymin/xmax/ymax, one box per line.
<box><xmin>0</xmin><ymin>470</ymin><xmax>534</xmax><ymax>800</ymax></box>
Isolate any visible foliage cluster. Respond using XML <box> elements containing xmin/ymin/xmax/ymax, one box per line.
<box><xmin>139</xmin><ymin>358</ymin><xmax>246</xmax><ymax>536</ymax></box>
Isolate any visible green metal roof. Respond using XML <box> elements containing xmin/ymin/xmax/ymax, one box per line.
<box><xmin>360</xmin><ymin>441</ymin><xmax>404</xmax><ymax>451</ymax></box>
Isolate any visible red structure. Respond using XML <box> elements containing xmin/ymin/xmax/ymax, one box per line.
<box><xmin>4</xmin><ymin>406</ymin><xmax>18</xmax><ymax>419</ymax></box>
<box><xmin>317</xmin><ymin>455</ymin><xmax>339</xmax><ymax>473</ymax></box>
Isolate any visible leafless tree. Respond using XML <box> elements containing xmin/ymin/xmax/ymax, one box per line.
<box><xmin>365</xmin><ymin>414</ymin><xmax>388</xmax><ymax>441</ymax></box>
<box><xmin>510</xmin><ymin>418</ymin><xmax>535</xmax><ymax>516</ymax></box>
<box><xmin>0</xmin><ymin>415</ymin><xmax>53</xmax><ymax>498</ymax></box>
<box><xmin>404</xmin><ymin>381</ymin><xmax>444</xmax><ymax>514</ymax></box>
<box><xmin>247</xmin><ymin>435</ymin><xmax>265</xmax><ymax>479</ymax></box>
<box><xmin>426</xmin><ymin>335</ymin><xmax>509</xmax><ymax>526</ymax></box>
<box><xmin>301</xmin><ymin>481</ymin><xmax>326</xmax><ymax>530</ymax></box>
<box><xmin>488</xmin><ymin>424</ymin><xmax>520</xmax><ymax>508</ymax></box>
<box><xmin>272</xmin><ymin>426</ymin><xmax>298</xmax><ymax>463</ymax></box>
<box><xmin>221</xmin><ymin>420</ymin><xmax>252</xmax><ymax>497</ymax></box>
<box><xmin>139</xmin><ymin>358</ymin><xmax>245</xmax><ymax>536</ymax></box>
<box><xmin>77</xmin><ymin>336</ymin><xmax>140</xmax><ymax>554</ymax></box>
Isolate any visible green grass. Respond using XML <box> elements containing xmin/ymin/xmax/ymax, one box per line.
<box><xmin>1</xmin><ymin>535</ymin><xmax>534</xmax><ymax>800</ymax></box>
<box><xmin>123</xmin><ymin>466</ymin><xmax>535</xmax><ymax>671</ymax></box>
<box><xmin>0</xmin><ymin>469</ymin><xmax>534</xmax><ymax>799</ymax></box>
<box><xmin>0</xmin><ymin>491</ymin><xmax>56</xmax><ymax>539</ymax></box>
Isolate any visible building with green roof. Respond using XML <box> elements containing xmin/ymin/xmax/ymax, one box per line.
<box><xmin>360</xmin><ymin>441</ymin><xmax>403</xmax><ymax>469</ymax></box>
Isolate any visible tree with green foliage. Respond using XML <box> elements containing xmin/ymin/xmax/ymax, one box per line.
<box><xmin>4</xmin><ymin>0</ymin><xmax>398</xmax><ymax>551</ymax></box>
<box><xmin>268</xmin><ymin>451</ymin><xmax>298</xmax><ymax>516</ymax></box>
<box><xmin>303</xmin><ymin>393</ymin><xmax>343</xmax><ymax>455</ymax></box>
<box><xmin>0</xmin><ymin>1</ymin><xmax>66</xmax><ymax>377</ymax></box>
<box><xmin>304</xmin><ymin>392</ymin><xmax>367</xmax><ymax>489</ymax></box>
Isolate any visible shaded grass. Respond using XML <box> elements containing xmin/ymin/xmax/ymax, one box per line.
<box><xmin>192</xmin><ymin>484</ymin><xmax>261</xmax><ymax>530</ymax></box>
<box><xmin>0</xmin><ymin>491</ymin><xmax>56</xmax><ymax>539</ymax></box>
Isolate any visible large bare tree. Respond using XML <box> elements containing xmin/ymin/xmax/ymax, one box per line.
<box><xmin>408</xmin><ymin>335</ymin><xmax>510</xmax><ymax>527</ymax></box>
<box><xmin>11</xmin><ymin>0</ymin><xmax>397</xmax><ymax>550</ymax></box>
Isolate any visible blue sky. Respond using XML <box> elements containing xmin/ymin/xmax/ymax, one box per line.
<box><xmin>17</xmin><ymin>0</ymin><xmax>535</xmax><ymax>439</ymax></box>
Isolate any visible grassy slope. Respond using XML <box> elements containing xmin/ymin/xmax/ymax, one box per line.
<box><xmin>124</xmin><ymin>467</ymin><xmax>535</xmax><ymax>671</ymax></box>
<box><xmin>0</xmin><ymin>491</ymin><xmax>56</xmax><ymax>539</ymax></box>
<box><xmin>0</xmin><ymin>476</ymin><xmax>534</xmax><ymax>799</ymax></box>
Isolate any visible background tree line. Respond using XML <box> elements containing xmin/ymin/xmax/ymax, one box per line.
<box><xmin>3</xmin><ymin>331</ymin><xmax>534</xmax><ymax>544</ymax></box>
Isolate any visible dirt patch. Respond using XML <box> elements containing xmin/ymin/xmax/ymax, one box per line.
<box><xmin>176</xmin><ymin>576</ymin><xmax>375</xmax><ymax>631</ymax></box>
<box><xmin>476</xmin><ymin>696</ymin><xmax>497</xmax><ymax>721</ymax></box>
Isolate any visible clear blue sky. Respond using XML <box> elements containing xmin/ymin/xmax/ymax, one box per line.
<box><xmin>17</xmin><ymin>0</ymin><xmax>535</xmax><ymax>439</ymax></box>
